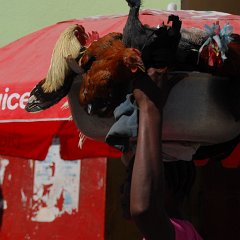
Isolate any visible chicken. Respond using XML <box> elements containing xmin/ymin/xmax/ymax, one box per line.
<box><xmin>122</xmin><ymin>0</ymin><xmax>182</xmax><ymax>69</ymax></box>
<box><xmin>71</xmin><ymin>32</ymin><xmax>145</xmax><ymax>115</ymax></box>
<box><xmin>25</xmin><ymin>24</ymin><xmax>99</xmax><ymax>112</ymax></box>
<box><xmin>40</xmin><ymin>31</ymin><xmax>144</xmax><ymax>115</ymax></box>
<box><xmin>175</xmin><ymin>27</ymin><xmax>209</xmax><ymax>71</ymax></box>
<box><xmin>199</xmin><ymin>33</ymin><xmax>240</xmax><ymax>77</ymax></box>
<box><xmin>80</xmin><ymin>32</ymin><xmax>123</xmax><ymax>71</ymax></box>
<box><xmin>172</xmin><ymin>21</ymin><xmax>240</xmax><ymax>75</ymax></box>
<box><xmin>79</xmin><ymin>42</ymin><xmax>145</xmax><ymax>113</ymax></box>
<box><xmin>41</xmin><ymin>24</ymin><xmax>91</xmax><ymax>93</ymax></box>
<box><xmin>194</xmin><ymin>22</ymin><xmax>240</xmax><ymax>121</ymax></box>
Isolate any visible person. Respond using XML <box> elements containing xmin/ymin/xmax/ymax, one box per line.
<box><xmin>120</xmin><ymin>68</ymin><xmax>203</xmax><ymax>240</ymax></box>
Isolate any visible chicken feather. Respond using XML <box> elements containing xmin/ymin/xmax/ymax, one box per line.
<box><xmin>123</xmin><ymin>0</ymin><xmax>182</xmax><ymax>69</ymax></box>
<box><xmin>80</xmin><ymin>32</ymin><xmax>123</xmax><ymax>70</ymax></box>
<box><xmin>79</xmin><ymin>43</ymin><xmax>145</xmax><ymax>107</ymax></box>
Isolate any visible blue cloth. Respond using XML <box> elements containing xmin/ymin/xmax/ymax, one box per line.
<box><xmin>105</xmin><ymin>94</ymin><xmax>138</xmax><ymax>153</ymax></box>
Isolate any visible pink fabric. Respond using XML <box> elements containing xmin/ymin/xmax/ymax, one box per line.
<box><xmin>142</xmin><ymin>218</ymin><xmax>203</xmax><ymax>240</ymax></box>
<box><xmin>170</xmin><ymin>218</ymin><xmax>203</xmax><ymax>240</ymax></box>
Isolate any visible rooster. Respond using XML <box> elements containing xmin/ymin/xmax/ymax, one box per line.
<box><xmin>42</xmin><ymin>24</ymin><xmax>89</xmax><ymax>93</ymax></box>
<box><xmin>79</xmin><ymin>40</ymin><xmax>145</xmax><ymax>113</ymax></box>
<box><xmin>25</xmin><ymin>24</ymin><xmax>99</xmax><ymax>112</ymax></box>
<box><xmin>196</xmin><ymin>25</ymin><xmax>240</xmax><ymax>121</ymax></box>
<box><xmin>198</xmin><ymin>32</ymin><xmax>240</xmax><ymax>78</ymax></box>
<box><xmin>122</xmin><ymin>0</ymin><xmax>182</xmax><ymax>69</ymax></box>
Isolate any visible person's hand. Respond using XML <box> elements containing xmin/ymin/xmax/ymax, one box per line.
<box><xmin>133</xmin><ymin>68</ymin><xmax>187</xmax><ymax>110</ymax></box>
<box><xmin>148</xmin><ymin>67</ymin><xmax>187</xmax><ymax>107</ymax></box>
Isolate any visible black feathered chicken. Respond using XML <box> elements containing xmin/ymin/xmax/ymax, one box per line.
<box><xmin>122</xmin><ymin>0</ymin><xmax>182</xmax><ymax>69</ymax></box>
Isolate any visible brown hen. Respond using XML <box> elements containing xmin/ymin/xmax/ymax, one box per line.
<box><xmin>79</xmin><ymin>42</ymin><xmax>145</xmax><ymax>110</ymax></box>
<box><xmin>80</xmin><ymin>32</ymin><xmax>123</xmax><ymax>71</ymax></box>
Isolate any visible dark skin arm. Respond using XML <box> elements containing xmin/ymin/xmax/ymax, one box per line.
<box><xmin>130</xmin><ymin>69</ymin><xmax>183</xmax><ymax>240</ymax></box>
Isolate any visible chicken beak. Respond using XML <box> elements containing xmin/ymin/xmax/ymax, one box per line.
<box><xmin>131</xmin><ymin>64</ymin><xmax>145</xmax><ymax>73</ymax></box>
<box><xmin>130</xmin><ymin>60</ymin><xmax>146</xmax><ymax>73</ymax></box>
<box><xmin>131</xmin><ymin>63</ymin><xmax>145</xmax><ymax>73</ymax></box>
<box><xmin>137</xmin><ymin>63</ymin><xmax>145</xmax><ymax>72</ymax></box>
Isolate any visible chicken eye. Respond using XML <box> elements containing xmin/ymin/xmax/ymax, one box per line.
<box><xmin>74</xmin><ymin>29</ymin><xmax>79</xmax><ymax>37</ymax></box>
<box><xmin>130</xmin><ymin>56</ymin><xmax>135</xmax><ymax>61</ymax></box>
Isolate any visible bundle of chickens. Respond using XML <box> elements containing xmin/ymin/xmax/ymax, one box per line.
<box><xmin>25</xmin><ymin>15</ymin><xmax>182</xmax><ymax>115</ymax></box>
<box><xmin>25</xmin><ymin>0</ymin><xmax>240</xmax><ymax>117</ymax></box>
